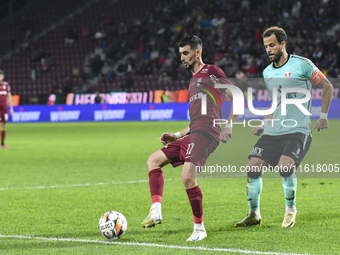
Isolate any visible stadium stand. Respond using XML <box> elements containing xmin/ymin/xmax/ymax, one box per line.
<box><xmin>0</xmin><ymin>0</ymin><xmax>339</xmax><ymax>104</ymax></box>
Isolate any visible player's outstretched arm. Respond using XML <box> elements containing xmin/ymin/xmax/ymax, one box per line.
<box><xmin>314</xmin><ymin>77</ymin><xmax>333</xmax><ymax>132</ymax></box>
<box><xmin>159</xmin><ymin>126</ymin><xmax>190</xmax><ymax>145</ymax></box>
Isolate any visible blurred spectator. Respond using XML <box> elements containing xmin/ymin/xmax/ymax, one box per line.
<box><xmin>51</xmin><ymin>80</ymin><xmax>62</xmax><ymax>94</ymax></box>
<box><xmin>31</xmin><ymin>69</ymin><xmax>36</xmax><ymax>81</ymax></box>
<box><xmin>81</xmin><ymin>57</ymin><xmax>92</xmax><ymax>81</ymax></box>
<box><xmin>47</xmin><ymin>94</ymin><xmax>56</xmax><ymax>105</ymax></box>
<box><xmin>106</xmin><ymin>67</ymin><xmax>116</xmax><ymax>82</ymax></box>
<box><xmin>72</xmin><ymin>67</ymin><xmax>80</xmax><ymax>77</ymax></box>
<box><xmin>30</xmin><ymin>48</ymin><xmax>45</xmax><ymax>62</ymax></box>
<box><xmin>82</xmin><ymin>27</ymin><xmax>90</xmax><ymax>37</ymax></box>
<box><xmin>313</xmin><ymin>45</ymin><xmax>323</xmax><ymax>60</ymax></box>
<box><xmin>94</xmin><ymin>91</ymin><xmax>102</xmax><ymax>103</ymax></box>
<box><xmin>102</xmin><ymin>13</ymin><xmax>113</xmax><ymax>26</ymax></box>
<box><xmin>158</xmin><ymin>70</ymin><xmax>172</xmax><ymax>83</ymax></box>
<box><xmin>235</xmin><ymin>70</ymin><xmax>247</xmax><ymax>81</ymax></box>
<box><xmin>122</xmin><ymin>76</ymin><xmax>134</xmax><ymax>90</ymax></box>
<box><xmin>6</xmin><ymin>0</ymin><xmax>339</xmax><ymax>99</ymax></box>
<box><xmin>94</xmin><ymin>29</ymin><xmax>106</xmax><ymax>40</ymax></box>
<box><xmin>101</xmin><ymin>60</ymin><xmax>111</xmax><ymax>76</ymax></box>
<box><xmin>63</xmin><ymin>77</ymin><xmax>73</xmax><ymax>94</ymax></box>
<box><xmin>291</xmin><ymin>1</ymin><xmax>301</xmax><ymax>19</ymax></box>
<box><xmin>40</xmin><ymin>58</ymin><xmax>50</xmax><ymax>73</ymax></box>
<box><xmin>115</xmin><ymin>61</ymin><xmax>126</xmax><ymax>76</ymax></box>
<box><xmin>65</xmin><ymin>28</ymin><xmax>78</xmax><ymax>44</ymax></box>
<box><xmin>90</xmin><ymin>55</ymin><xmax>104</xmax><ymax>75</ymax></box>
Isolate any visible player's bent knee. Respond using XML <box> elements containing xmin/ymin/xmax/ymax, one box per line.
<box><xmin>247</xmin><ymin>171</ymin><xmax>262</xmax><ymax>178</ymax></box>
<box><xmin>146</xmin><ymin>150</ymin><xmax>170</xmax><ymax>171</ymax></box>
<box><xmin>146</xmin><ymin>153</ymin><xmax>158</xmax><ymax>169</ymax></box>
<box><xmin>182</xmin><ymin>176</ymin><xmax>196</xmax><ymax>189</ymax></box>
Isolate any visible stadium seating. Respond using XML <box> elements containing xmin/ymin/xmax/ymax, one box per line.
<box><xmin>0</xmin><ymin>0</ymin><xmax>339</xmax><ymax>104</ymax></box>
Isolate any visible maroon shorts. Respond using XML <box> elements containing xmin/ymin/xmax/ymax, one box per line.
<box><xmin>0</xmin><ymin>109</ymin><xmax>8</xmax><ymax>123</ymax></box>
<box><xmin>161</xmin><ymin>133</ymin><xmax>218</xmax><ymax>168</ymax></box>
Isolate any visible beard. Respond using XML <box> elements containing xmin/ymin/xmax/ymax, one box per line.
<box><xmin>185</xmin><ymin>62</ymin><xmax>195</xmax><ymax>71</ymax></box>
<box><xmin>184</xmin><ymin>57</ymin><xmax>196</xmax><ymax>71</ymax></box>
<box><xmin>269</xmin><ymin>47</ymin><xmax>283</xmax><ymax>63</ymax></box>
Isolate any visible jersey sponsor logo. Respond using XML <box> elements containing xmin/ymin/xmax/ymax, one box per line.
<box><xmin>0</xmin><ymin>91</ymin><xmax>7</xmax><ymax>95</ymax></box>
<box><xmin>189</xmin><ymin>92</ymin><xmax>203</xmax><ymax>103</ymax></box>
<box><xmin>285</xmin><ymin>72</ymin><xmax>292</xmax><ymax>78</ymax></box>
<box><xmin>250</xmin><ymin>147</ymin><xmax>264</xmax><ymax>156</ymax></box>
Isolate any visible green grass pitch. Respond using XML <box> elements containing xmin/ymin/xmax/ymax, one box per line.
<box><xmin>0</xmin><ymin>120</ymin><xmax>339</xmax><ymax>254</ymax></box>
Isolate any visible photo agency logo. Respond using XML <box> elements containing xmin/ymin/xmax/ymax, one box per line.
<box><xmin>200</xmin><ymin>82</ymin><xmax>311</xmax><ymax>128</ymax></box>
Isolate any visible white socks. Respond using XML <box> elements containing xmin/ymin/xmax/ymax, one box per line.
<box><xmin>194</xmin><ymin>222</ymin><xmax>205</xmax><ymax>230</ymax></box>
<box><xmin>151</xmin><ymin>202</ymin><xmax>161</xmax><ymax>213</ymax></box>
<box><xmin>286</xmin><ymin>206</ymin><xmax>296</xmax><ymax>213</ymax></box>
<box><xmin>249</xmin><ymin>209</ymin><xmax>261</xmax><ymax>218</ymax></box>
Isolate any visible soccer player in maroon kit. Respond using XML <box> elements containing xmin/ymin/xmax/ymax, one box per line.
<box><xmin>0</xmin><ymin>70</ymin><xmax>13</xmax><ymax>148</ymax></box>
<box><xmin>141</xmin><ymin>35</ymin><xmax>238</xmax><ymax>241</ymax></box>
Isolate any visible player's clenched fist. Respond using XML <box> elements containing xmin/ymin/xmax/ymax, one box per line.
<box><xmin>220</xmin><ymin>127</ymin><xmax>232</xmax><ymax>143</ymax></box>
<box><xmin>159</xmin><ymin>132</ymin><xmax>177</xmax><ymax>145</ymax></box>
<box><xmin>252</xmin><ymin>126</ymin><xmax>264</xmax><ymax>136</ymax></box>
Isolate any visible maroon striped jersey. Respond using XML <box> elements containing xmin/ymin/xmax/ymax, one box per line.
<box><xmin>188</xmin><ymin>64</ymin><xmax>232</xmax><ymax>142</ymax></box>
<box><xmin>0</xmin><ymin>81</ymin><xmax>11</xmax><ymax>111</ymax></box>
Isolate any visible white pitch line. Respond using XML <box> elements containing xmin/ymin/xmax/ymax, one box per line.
<box><xmin>0</xmin><ymin>178</ymin><xmax>178</xmax><ymax>192</ymax></box>
<box><xmin>0</xmin><ymin>235</ymin><xmax>310</xmax><ymax>255</ymax></box>
<box><xmin>0</xmin><ymin>176</ymin><xmax>247</xmax><ymax>192</ymax></box>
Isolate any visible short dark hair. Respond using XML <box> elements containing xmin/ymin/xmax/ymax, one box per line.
<box><xmin>263</xmin><ymin>26</ymin><xmax>287</xmax><ymax>44</ymax></box>
<box><xmin>178</xmin><ymin>35</ymin><xmax>203</xmax><ymax>51</ymax></box>
<box><xmin>0</xmin><ymin>70</ymin><xmax>4</xmax><ymax>75</ymax></box>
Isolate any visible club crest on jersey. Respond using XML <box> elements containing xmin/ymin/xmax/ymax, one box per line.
<box><xmin>209</xmin><ymin>74</ymin><xmax>220</xmax><ymax>85</ymax></box>
<box><xmin>285</xmin><ymin>72</ymin><xmax>292</xmax><ymax>78</ymax></box>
